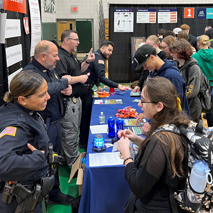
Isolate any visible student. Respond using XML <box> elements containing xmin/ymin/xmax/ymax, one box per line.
<box><xmin>117</xmin><ymin>77</ymin><xmax>189</xmax><ymax>213</ymax></box>
<box><xmin>133</xmin><ymin>44</ymin><xmax>189</xmax><ymax>134</ymax></box>
<box><xmin>192</xmin><ymin>35</ymin><xmax>213</xmax><ymax>126</ymax></box>
<box><xmin>133</xmin><ymin>35</ymin><xmax>166</xmax><ymax>93</ymax></box>
<box><xmin>170</xmin><ymin>39</ymin><xmax>202</xmax><ymax>122</ymax></box>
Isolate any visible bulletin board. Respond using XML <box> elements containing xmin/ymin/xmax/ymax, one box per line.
<box><xmin>108</xmin><ymin>4</ymin><xmax>213</xmax><ymax>83</ymax></box>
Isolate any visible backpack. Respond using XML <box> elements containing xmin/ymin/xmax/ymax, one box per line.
<box><xmin>154</xmin><ymin>121</ymin><xmax>213</xmax><ymax>212</ymax></box>
<box><xmin>185</xmin><ymin>61</ymin><xmax>211</xmax><ymax>113</ymax></box>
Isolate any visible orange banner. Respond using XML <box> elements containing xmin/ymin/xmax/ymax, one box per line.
<box><xmin>3</xmin><ymin>0</ymin><xmax>26</xmax><ymax>14</ymax></box>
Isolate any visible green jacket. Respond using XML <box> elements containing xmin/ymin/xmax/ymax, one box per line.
<box><xmin>192</xmin><ymin>49</ymin><xmax>213</xmax><ymax>86</ymax></box>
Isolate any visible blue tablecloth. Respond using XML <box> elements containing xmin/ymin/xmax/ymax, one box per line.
<box><xmin>78</xmin><ymin>90</ymin><xmax>142</xmax><ymax>213</ymax></box>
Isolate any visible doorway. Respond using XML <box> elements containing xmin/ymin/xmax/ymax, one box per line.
<box><xmin>57</xmin><ymin>19</ymin><xmax>75</xmax><ymax>46</ymax></box>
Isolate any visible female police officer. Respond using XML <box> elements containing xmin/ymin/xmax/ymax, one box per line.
<box><xmin>0</xmin><ymin>70</ymin><xmax>51</xmax><ymax>213</ymax></box>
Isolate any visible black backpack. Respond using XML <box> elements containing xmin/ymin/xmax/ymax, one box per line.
<box><xmin>154</xmin><ymin>121</ymin><xmax>213</xmax><ymax>212</ymax></box>
<box><xmin>185</xmin><ymin>61</ymin><xmax>211</xmax><ymax>113</ymax></box>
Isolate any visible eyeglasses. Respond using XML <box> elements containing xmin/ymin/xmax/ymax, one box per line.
<box><xmin>67</xmin><ymin>38</ymin><xmax>79</xmax><ymax>42</ymax></box>
<box><xmin>161</xmin><ymin>45</ymin><xmax>168</xmax><ymax>50</ymax></box>
<box><xmin>141</xmin><ymin>100</ymin><xmax>158</xmax><ymax>104</ymax></box>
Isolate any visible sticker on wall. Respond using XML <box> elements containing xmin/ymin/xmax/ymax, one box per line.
<box><xmin>184</xmin><ymin>8</ymin><xmax>194</xmax><ymax>18</ymax></box>
<box><xmin>206</xmin><ymin>8</ymin><xmax>213</xmax><ymax>19</ymax></box>
<box><xmin>114</xmin><ymin>9</ymin><xmax>134</xmax><ymax>32</ymax></box>
<box><xmin>197</xmin><ymin>8</ymin><xmax>206</xmax><ymax>19</ymax></box>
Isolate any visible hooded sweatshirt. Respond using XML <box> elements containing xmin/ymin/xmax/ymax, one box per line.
<box><xmin>192</xmin><ymin>48</ymin><xmax>213</xmax><ymax>86</ymax></box>
<box><xmin>151</xmin><ymin>60</ymin><xmax>189</xmax><ymax>115</ymax></box>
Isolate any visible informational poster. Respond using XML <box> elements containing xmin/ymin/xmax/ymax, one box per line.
<box><xmin>158</xmin><ymin>9</ymin><xmax>177</xmax><ymax>23</ymax></box>
<box><xmin>131</xmin><ymin>37</ymin><xmax>146</xmax><ymax>59</ymax></box>
<box><xmin>114</xmin><ymin>9</ymin><xmax>134</xmax><ymax>32</ymax></box>
<box><xmin>137</xmin><ymin>9</ymin><xmax>156</xmax><ymax>23</ymax></box>
<box><xmin>5</xmin><ymin>19</ymin><xmax>21</xmax><ymax>39</ymax></box>
<box><xmin>184</xmin><ymin>8</ymin><xmax>195</xmax><ymax>18</ymax></box>
<box><xmin>29</xmin><ymin>0</ymin><xmax>41</xmax><ymax>57</ymax></box>
<box><xmin>197</xmin><ymin>8</ymin><xmax>206</xmax><ymax>19</ymax></box>
<box><xmin>0</xmin><ymin>13</ymin><xmax>7</xmax><ymax>44</ymax></box>
<box><xmin>44</xmin><ymin>0</ymin><xmax>56</xmax><ymax>13</ymax></box>
<box><xmin>3</xmin><ymin>0</ymin><xmax>26</xmax><ymax>14</ymax></box>
<box><xmin>207</xmin><ymin>8</ymin><xmax>213</xmax><ymax>19</ymax></box>
<box><xmin>6</xmin><ymin>44</ymin><xmax>22</xmax><ymax>67</ymax></box>
<box><xmin>0</xmin><ymin>0</ymin><xmax>3</xmax><ymax>9</ymax></box>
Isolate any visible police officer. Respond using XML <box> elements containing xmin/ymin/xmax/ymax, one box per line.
<box><xmin>81</xmin><ymin>40</ymin><xmax>126</xmax><ymax>149</ymax></box>
<box><xmin>55</xmin><ymin>30</ymin><xmax>94</xmax><ymax>162</ymax></box>
<box><xmin>23</xmin><ymin>40</ymin><xmax>74</xmax><ymax>205</ymax></box>
<box><xmin>0</xmin><ymin>70</ymin><xmax>50</xmax><ymax>212</ymax></box>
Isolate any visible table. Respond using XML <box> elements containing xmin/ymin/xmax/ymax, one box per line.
<box><xmin>78</xmin><ymin>90</ymin><xmax>142</xmax><ymax>213</ymax></box>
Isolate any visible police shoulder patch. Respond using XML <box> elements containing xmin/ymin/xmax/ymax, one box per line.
<box><xmin>0</xmin><ymin>126</ymin><xmax>17</xmax><ymax>138</ymax></box>
<box><xmin>98</xmin><ymin>60</ymin><xmax>104</xmax><ymax>65</ymax></box>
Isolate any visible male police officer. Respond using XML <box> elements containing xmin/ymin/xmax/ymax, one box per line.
<box><xmin>55</xmin><ymin>30</ymin><xmax>95</xmax><ymax>164</ymax></box>
<box><xmin>23</xmin><ymin>40</ymin><xmax>74</xmax><ymax>205</ymax></box>
<box><xmin>80</xmin><ymin>40</ymin><xmax>126</xmax><ymax>149</ymax></box>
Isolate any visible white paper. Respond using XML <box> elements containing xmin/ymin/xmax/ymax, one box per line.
<box><xmin>0</xmin><ymin>13</ymin><xmax>7</xmax><ymax>43</ymax></box>
<box><xmin>8</xmin><ymin>68</ymin><xmax>22</xmax><ymax>89</ymax></box>
<box><xmin>112</xmin><ymin>142</ymin><xmax>118</xmax><ymax>152</ymax></box>
<box><xmin>114</xmin><ymin>9</ymin><xmax>134</xmax><ymax>32</ymax></box>
<box><xmin>5</xmin><ymin>19</ymin><xmax>21</xmax><ymax>39</ymax></box>
<box><xmin>89</xmin><ymin>152</ymin><xmax>123</xmax><ymax>167</ymax></box>
<box><xmin>29</xmin><ymin>0</ymin><xmax>42</xmax><ymax>56</ymax></box>
<box><xmin>94</xmin><ymin>100</ymin><xmax>103</xmax><ymax>104</ymax></box>
<box><xmin>6</xmin><ymin>44</ymin><xmax>23</xmax><ymax>67</ymax></box>
<box><xmin>90</xmin><ymin>125</ymin><xmax>108</xmax><ymax>134</ymax></box>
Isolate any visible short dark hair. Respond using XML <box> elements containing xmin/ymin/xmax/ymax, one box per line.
<box><xmin>165</xmin><ymin>30</ymin><xmax>175</xmax><ymax>38</ymax></box>
<box><xmin>61</xmin><ymin>30</ymin><xmax>78</xmax><ymax>43</ymax></box>
<box><xmin>158</xmin><ymin>29</ymin><xmax>166</xmax><ymax>36</ymax></box>
<box><xmin>100</xmin><ymin>40</ymin><xmax>114</xmax><ymax>48</ymax></box>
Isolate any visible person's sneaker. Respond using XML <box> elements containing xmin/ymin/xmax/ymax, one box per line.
<box><xmin>71</xmin><ymin>195</ymin><xmax>81</xmax><ymax>213</ymax></box>
<box><xmin>49</xmin><ymin>193</ymin><xmax>74</xmax><ymax>205</ymax></box>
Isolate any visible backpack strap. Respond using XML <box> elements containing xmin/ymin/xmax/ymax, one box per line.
<box><xmin>184</xmin><ymin>61</ymin><xmax>198</xmax><ymax>84</ymax></box>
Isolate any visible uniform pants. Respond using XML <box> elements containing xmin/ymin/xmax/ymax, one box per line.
<box><xmin>0</xmin><ymin>189</ymin><xmax>42</xmax><ymax>213</ymax></box>
<box><xmin>79</xmin><ymin>89</ymin><xmax>93</xmax><ymax>149</ymax></box>
<box><xmin>47</xmin><ymin>120</ymin><xmax>62</xmax><ymax>199</ymax></box>
<box><xmin>60</xmin><ymin>97</ymin><xmax>82</xmax><ymax>166</ymax></box>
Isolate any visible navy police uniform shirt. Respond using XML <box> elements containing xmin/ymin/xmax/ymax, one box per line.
<box><xmin>23</xmin><ymin>59</ymin><xmax>69</xmax><ymax>122</ymax></box>
<box><xmin>0</xmin><ymin>102</ymin><xmax>49</xmax><ymax>182</ymax></box>
<box><xmin>83</xmin><ymin>49</ymin><xmax>118</xmax><ymax>88</ymax></box>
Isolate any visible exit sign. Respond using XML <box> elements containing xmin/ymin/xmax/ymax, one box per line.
<box><xmin>72</xmin><ymin>6</ymin><xmax>78</xmax><ymax>12</ymax></box>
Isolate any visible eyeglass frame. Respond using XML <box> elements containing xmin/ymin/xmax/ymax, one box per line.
<box><xmin>67</xmin><ymin>38</ymin><xmax>79</xmax><ymax>42</ymax></box>
<box><xmin>161</xmin><ymin>45</ymin><xmax>168</xmax><ymax>50</ymax></box>
<box><xmin>140</xmin><ymin>100</ymin><xmax>158</xmax><ymax>104</ymax></box>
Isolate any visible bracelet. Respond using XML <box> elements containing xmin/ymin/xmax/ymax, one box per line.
<box><xmin>85</xmin><ymin>60</ymin><xmax>90</xmax><ymax>64</ymax></box>
<box><xmin>123</xmin><ymin>157</ymin><xmax>133</xmax><ymax>165</ymax></box>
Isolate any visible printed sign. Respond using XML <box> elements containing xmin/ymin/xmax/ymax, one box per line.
<box><xmin>3</xmin><ymin>0</ymin><xmax>26</xmax><ymax>14</ymax></box>
<box><xmin>137</xmin><ymin>9</ymin><xmax>156</xmax><ymax>23</ymax></box>
<box><xmin>206</xmin><ymin>8</ymin><xmax>213</xmax><ymax>19</ymax></box>
<box><xmin>6</xmin><ymin>44</ymin><xmax>23</xmax><ymax>67</ymax></box>
<box><xmin>158</xmin><ymin>9</ymin><xmax>177</xmax><ymax>23</ymax></box>
<box><xmin>197</xmin><ymin>8</ymin><xmax>206</xmax><ymax>19</ymax></box>
<box><xmin>23</xmin><ymin>17</ymin><xmax>30</xmax><ymax>34</ymax></box>
<box><xmin>29</xmin><ymin>0</ymin><xmax>42</xmax><ymax>56</ymax></box>
<box><xmin>5</xmin><ymin>19</ymin><xmax>21</xmax><ymax>39</ymax></box>
<box><xmin>184</xmin><ymin>8</ymin><xmax>194</xmax><ymax>18</ymax></box>
<box><xmin>114</xmin><ymin>9</ymin><xmax>134</xmax><ymax>32</ymax></box>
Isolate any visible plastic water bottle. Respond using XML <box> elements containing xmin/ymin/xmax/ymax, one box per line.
<box><xmin>116</xmin><ymin>118</ymin><xmax>124</xmax><ymax>139</ymax></box>
<box><xmin>108</xmin><ymin>117</ymin><xmax>115</xmax><ymax>138</ymax></box>
<box><xmin>189</xmin><ymin>160</ymin><xmax>212</xmax><ymax>193</ymax></box>
<box><xmin>99</xmin><ymin>112</ymin><xmax>105</xmax><ymax>124</ymax></box>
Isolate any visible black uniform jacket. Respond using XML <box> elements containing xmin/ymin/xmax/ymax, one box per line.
<box><xmin>0</xmin><ymin>102</ymin><xmax>49</xmax><ymax>183</ymax></box>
